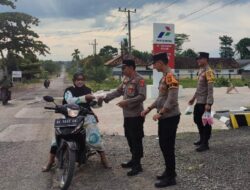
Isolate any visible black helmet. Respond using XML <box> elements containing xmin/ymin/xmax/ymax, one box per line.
<box><xmin>72</xmin><ymin>72</ymin><xmax>85</xmax><ymax>81</ymax></box>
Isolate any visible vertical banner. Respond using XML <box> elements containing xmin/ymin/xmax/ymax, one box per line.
<box><xmin>153</xmin><ymin>23</ymin><xmax>175</xmax><ymax>68</ymax></box>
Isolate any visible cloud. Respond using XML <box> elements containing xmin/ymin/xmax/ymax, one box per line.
<box><xmin>1</xmin><ymin>0</ymin><xmax>250</xmax><ymax>60</ymax></box>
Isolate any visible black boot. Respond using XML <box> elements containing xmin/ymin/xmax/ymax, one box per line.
<box><xmin>193</xmin><ymin>140</ymin><xmax>202</xmax><ymax>146</ymax></box>
<box><xmin>121</xmin><ymin>160</ymin><xmax>134</xmax><ymax>168</ymax></box>
<box><xmin>127</xmin><ymin>164</ymin><xmax>143</xmax><ymax>176</ymax></box>
<box><xmin>155</xmin><ymin>177</ymin><xmax>176</xmax><ymax>188</ymax></box>
<box><xmin>196</xmin><ymin>144</ymin><xmax>209</xmax><ymax>152</ymax></box>
<box><xmin>156</xmin><ymin>171</ymin><xmax>177</xmax><ymax>180</ymax></box>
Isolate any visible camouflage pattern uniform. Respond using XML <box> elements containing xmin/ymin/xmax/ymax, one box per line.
<box><xmin>104</xmin><ymin>72</ymin><xmax>146</xmax><ymax>167</ymax></box>
<box><xmin>149</xmin><ymin>67</ymin><xmax>180</xmax><ymax>179</ymax></box>
<box><xmin>193</xmin><ymin>65</ymin><xmax>215</xmax><ymax>147</ymax></box>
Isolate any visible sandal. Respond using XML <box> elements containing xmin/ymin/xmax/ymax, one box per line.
<box><xmin>42</xmin><ymin>162</ymin><xmax>56</xmax><ymax>172</ymax></box>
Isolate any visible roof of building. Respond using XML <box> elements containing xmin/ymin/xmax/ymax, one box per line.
<box><xmin>236</xmin><ymin>59</ymin><xmax>250</xmax><ymax>65</ymax></box>
<box><xmin>175</xmin><ymin>57</ymin><xmax>240</xmax><ymax>70</ymax></box>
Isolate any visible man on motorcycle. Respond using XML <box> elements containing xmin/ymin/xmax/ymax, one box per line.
<box><xmin>44</xmin><ymin>79</ymin><xmax>50</xmax><ymax>88</ymax></box>
<box><xmin>0</xmin><ymin>75</ymin><xmax>12</xmax><ymax>105</ymax></box>
<box><xmin>42</xmin><ymin>72</ymin><xmax>110</xmax><ymax>172</ymax></box>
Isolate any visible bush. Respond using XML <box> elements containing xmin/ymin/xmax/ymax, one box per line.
<box><xmin>179</xmin><ymin>78</ymin><xmax>197</xmax><ymax>88</ymax></box>
<box><xmin>214</xmin><ymin>77</ymin><xmax>229</xmax><ymax>87</ymax></box>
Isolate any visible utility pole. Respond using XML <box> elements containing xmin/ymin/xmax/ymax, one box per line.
<box><xmin>118</xmin><ymin>7</ymin><xmax>136</xmax><ymax>55</ymax></box>
<box><xmin>89</xmin><ymin>39</ymin><xmax>98</xmax><ymax>56</ymax></box>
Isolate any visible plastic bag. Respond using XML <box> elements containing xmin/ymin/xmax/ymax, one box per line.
<box><xmin>84</xmin><ymin>115</ymin><xmax>103</xmax><ymax>150</ymax></box>
<box><xmin>184</xmin><ymin>106</ymin><xmax>193</xmax><ymax>115</ymax></box>
<box><xmin>202</xmin><ymin>111</ymin><xmax>214</xmax><ymax>126</ymax></box>
<box><xmin>92</xmin><ymin>91</ymin><xmax>107</xmax><ymax>108</ymax></box>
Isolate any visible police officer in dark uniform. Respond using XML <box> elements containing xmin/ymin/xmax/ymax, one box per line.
<box><xmin>141</xmin><ymin>52</ymin><xmax>180</xmax><ymax>188</ymax></box>
<box><xmin>102</xmin><ymin>59</ymin><xmax>146</xmax><ymax>176</ymax></box>
<box><xmin>188</xmin><ymin>52</ymin><xmax>214</xmax><ymax>152</ymax></box>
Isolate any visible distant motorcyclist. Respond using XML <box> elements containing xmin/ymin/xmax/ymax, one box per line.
<box><xmin>0</xmin><ymin>75</ymin><xmax>13</xmax><ymax>105</ymax></box>
<box><xmin>44</xmin><ymin>79</ymin><xmax>50</xmax><ymax>89</ymax></box>
<box><xmin>42</xmin><ymin>72</ymin><xmax>110</xmax><ymax>172</ymax></box>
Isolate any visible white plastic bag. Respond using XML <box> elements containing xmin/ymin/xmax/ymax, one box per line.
<box><xmin>84</xmin><ymin>115</ymin><xmax>103</xmax><ymax>150</ymax></box>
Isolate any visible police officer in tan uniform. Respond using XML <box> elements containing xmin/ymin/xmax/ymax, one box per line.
<box><xmin>141</xmin><ymin>52</ymin><xmax>180</xmax><ymax>188</ymax></box>
<box><xmin>188</xmin><ymin>52</ymin><xmax>214</xmax><ymax>152</ymax></box>
<box><xmin>102</xmin><ymin>59</ymin><xmax>146</xmax><ymax>176</ymax></box>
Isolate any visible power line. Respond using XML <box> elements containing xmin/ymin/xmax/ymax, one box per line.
<box><xmin>179</xmin><ymin>0</ymin><xmax>239</xmax><ymax>26</ymax></box>
<box><xmin>174</xmin><ymin>0</ymin><xmax>221</xmax><ymax>23</ymax></box>
<box><xmin>133</xmin><ymin>0</ymin><xmax>180</xmax><ymax>24</ymax></box>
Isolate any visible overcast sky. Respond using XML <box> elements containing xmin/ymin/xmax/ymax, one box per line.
<box><xmin>1</xmin><ymin>0</ymin><xmax>250</xmax><ymax>61</ymax></box>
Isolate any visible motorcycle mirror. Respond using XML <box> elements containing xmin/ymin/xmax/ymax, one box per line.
<box><xmin>43</xmin><ymin>96</ymin><xmax>54</xmax><ymax>102</ymax></box>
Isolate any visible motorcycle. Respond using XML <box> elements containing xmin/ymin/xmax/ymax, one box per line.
<box><xmin>44</xmin><ymin>80</ymin><xmax>50</xmax><ymax>89</ymax></box>
<box><xmin>43</xmin><ymin>96</ymin><xmax>98</xmax><ymax>190</ymax></box>
<box><xmin>0</xmin><ymin>87</ymin><xmax>11</xmax><ymax>105</ymax></box>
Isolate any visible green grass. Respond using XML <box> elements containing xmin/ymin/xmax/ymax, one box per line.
<box><xmin>179</xmin><ymin>78</ymin><xmax>197</xmax><ymax>88</ymax></box>
<box><xmin>86</xmin><ymin>78</ymin><xmax>153</xmax><ymax>92</ymax></box>
<box><xmin>179</xmin><ymin>78</ymin><xmax>247</xmax><ymax>88</ymax></box>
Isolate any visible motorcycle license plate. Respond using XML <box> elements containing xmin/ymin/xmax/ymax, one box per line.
<box><xmin>54</xmin><ymin>118</ymin><xmax>79</xmax><ymax>127</ymax></box>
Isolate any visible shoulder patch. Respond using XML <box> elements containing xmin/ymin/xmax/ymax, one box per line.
<box><xmin>205</xmin><ymin>69</ymin><xmax>215</xmax><ymax>83</ymax></box>
<box><xmin>165</xmin><ymin>73</ymin><xmax>179</xmax><ymax>88</ymax></box>
<box><xmin>139</xmin><ymin>79</ymin><xmax>145</xmax><ymax>87</ymax></box>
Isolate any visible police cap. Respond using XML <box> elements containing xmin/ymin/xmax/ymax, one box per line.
<box><xmin>152</xmin><ymin>52</ymin><xmax>168</xmax><ymax>64</ymax></box>
<box><xmin>196</xmin><ymin>52</ymin><xmax>209</xmax><ymax>60</ymax></box>
<box><xmin>122</xmin><ymin>59</ymin><xmax>136</xmax><ymax>69</ymax></box>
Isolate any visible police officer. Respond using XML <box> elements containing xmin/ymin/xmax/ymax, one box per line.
<box><xmin>188</xmin><ymin>52</ymin><xmax>214</xmax><ymax>152</ymax></box>
<box><xmin>141</xmin><ymin>52</ymin><xmax>180</xmax><ymax>188</ymax></box>
<box><xmin>102</xmin><ymin>59</ymin><xmax>146</xmax><ymax>176</ymax></box>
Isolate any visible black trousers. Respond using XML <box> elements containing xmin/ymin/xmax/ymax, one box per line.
<box><xmin>158</xmin><ymin>115</ymin><xmax>180</xmax><ymax>178</ymax></box>
<box><xmin>124</xmin><ymin>116</ymin><xmax>145</xmax><ymax>164</ymax></box>
<box><xmin>193</xmin><ymin>104</ymin><xmax>212</xmax><ymax>145</ymax></box>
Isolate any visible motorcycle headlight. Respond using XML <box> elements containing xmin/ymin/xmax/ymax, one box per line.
<box><xmin>67</xmin><ymin>108</ymin><xmax>79</xmax><ymax>117</ymax></box>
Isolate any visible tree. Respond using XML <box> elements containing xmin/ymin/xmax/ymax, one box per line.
<box><xmin>121</xmin><ymin>38</ymin><xmax>129</xmax><ymax>55</ymax></box>
<box><xmin>71</xmin><ymin>49</ymin><xmax>80</xmax><ymax>70</ymax></box>
<box><xmin>219</xmin><ymin>35</ymin><xmax>234</xmax><ymax>58</ymax></box>
<box><xmin>175</xmin><ymin>33</ymin><xmax>189</xmax><ymax>55</ymax></box>
<box><xmin>180</xmin><ymin>48</ymin><xmax>198</xmax><ymax>58</ymax></box>
<box><xmin>82</xmin><ymin>55</ymin><xmax>111</xmax><ymax>83</ymax></box>
<box><xmin>132</xmin><ymin>49</ymin><xmax>151</xmax><ymax>63</ymax></box>
<box><xmin>71</xmin><ymin>49</ymin><xmax>80</xmax><ymax>62</ymax></box>
<box><xmin>235</xmin><ymin>38</ymin><xmax>250</xmax><ymax>59</ymax></box>
<box><xmin>0</xmin><ymin>2</ymin><xmax>50</xmax><ymax>75</ymax></box>
<box><xmin>0</xmin><ymin>0</ymin><xmax>16</xmax><ymax>8</ymax></box>
<box><xmin>99</xmin><ymin>45</ymin><xmax>118</xmax><ymax>58</ymax></box>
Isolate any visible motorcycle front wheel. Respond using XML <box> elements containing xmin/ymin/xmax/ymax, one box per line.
<box><xmin>58</xmin><ymin>145</ymin><xmax>75</xmax><ymax>190</ymax></box>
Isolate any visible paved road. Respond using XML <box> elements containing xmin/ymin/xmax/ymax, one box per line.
<box><xmin>1</xmin><ymin>69</ymin><xmax>250</xmax><ymax>189</ymax></box>
<box><xmin>0</xmin><ymin>70</ymin><xmax>68</xmax><ymax>190</ymax></box>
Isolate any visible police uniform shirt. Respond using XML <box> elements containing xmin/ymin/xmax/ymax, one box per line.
<box><xmin>195</xmin><ymin>65</ymin><xmax>214</xmax><ymax>105</ymax></box>
<box><xmin>104</xmin><ymin>72</ymin><xmax>146</xmax><ymax>118</ymax></box>
<box><xmin>151</xmin><ymin>67</ymin><xmax>180</xmax><ymax>118</ymax></box>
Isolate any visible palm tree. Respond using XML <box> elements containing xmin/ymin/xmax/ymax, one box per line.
<box><xmin>71</xmin><ymin>49</ymin><xmax>81</xmax><ymax>70</ymax></box>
